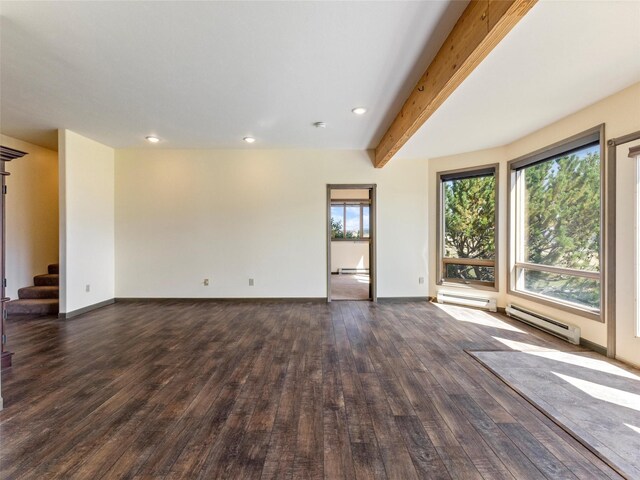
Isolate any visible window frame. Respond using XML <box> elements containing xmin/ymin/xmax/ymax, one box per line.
<box><xmin>634</xmin><ymin>144</ymin><xmax>640</xmax><ymax>338</ymax></box>
<box><xmin>330</xmin><ymin>199</ymin><xmax>371</xmax><ymax>241</ymax></box>
<box><xmin>507</xmin><ymin>124</ymin><xmax>605</xmax><ymax>321</ymax></box>
<box><xmin>436</xmin><ymin>163</ymin><xmax>500</xmax><ymax>291</ymax></box>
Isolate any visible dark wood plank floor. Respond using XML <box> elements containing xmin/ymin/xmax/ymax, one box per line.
<box><xmin>0</xmin><ymin>300</ymin><xmax>624</xmax><ymax>479</ymax></box>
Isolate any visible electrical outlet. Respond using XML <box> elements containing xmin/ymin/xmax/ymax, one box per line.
<box><xmin>418</xmin><ymin>277</ymin><xmax>424</xmax><ymax>285</ymax></box>
<box><xmin>204</xmin><ymin>278</ymin><xmax>209</xmax><ymax>286</ymax></box>
<box><xmin>249</xmin><ymin>278</ymin><xmax>254</xmax><ymax>286</ymax></box>
<box><xmin>85</xmin><ymin>284</ymin><xmax>91</xmax><ymax>292</ymax></box>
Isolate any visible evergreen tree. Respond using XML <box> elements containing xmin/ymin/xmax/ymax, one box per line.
<box><xmin>523</xmin><ymin>149</ymin><xmax>600</xmax><ymax>308</ymax></box>
<box><xmin>443</xmin><ymin>147</ymin><xmax>600</xmax><ymax>308</ymax></box>
<box><xmin>444</xmin><ymin>174</ymin><xmax>495</xmax><ymax>282</ymax></box>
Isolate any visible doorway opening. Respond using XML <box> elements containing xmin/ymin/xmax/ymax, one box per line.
<box><xmin>327</xmin><ymin>184</ymin><xmax>376</xmax><ymax>301</ymax></box>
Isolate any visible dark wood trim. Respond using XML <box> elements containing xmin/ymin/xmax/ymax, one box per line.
<box><xmin>58</xmin><ymin>298</ymin><xmax>115</xmax><ymax>319</ymax></box>
<box><xmin>326</xmin><ymin>185</ymin><xmax>332</xmax><ymax>301</ymax></box>
<box><xmin>579</xmin><ymin>338</ymin><xmax>607</xmax><ymax>356</ymax></box>
<box><xmin>0</xmin><ymin>351</ymin><xmax>14</xmax><ymax>369</ymax></box>
<box><xmin>0</xmin><ymin>146</ymin><xmax>28</xmax><ymax>162</ymax></box>
<box><xmin>377</xmin><ymin>296</ymin><xmax>429</xmax><ymax>303</ymax></box>
<box><xmin>115</xmin><ymin>297</ymin><xmax>327</xmax><ymax>304</ymax></box>
<box><xmin>0</xmin><ymin>146</ymin><xmax>26</xmax><ymax>373</ymax></box>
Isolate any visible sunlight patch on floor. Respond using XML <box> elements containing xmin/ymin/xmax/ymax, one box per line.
<box><xmin>625</xmin><ymin>424</ymin><xmax>640</xmax><ymax>435</ymax></box>
<box><xmin>553</xmin><ymin>372</ymin><xmax>640</xmax><ymax>412</ymax></box>
<box><xmin>434</xmin><ymin>303</ymin><xmax>525</xmax><ymax>333</ymax></box>
<box><xmin>534</xmin><ymin>351</ymin><xmax>640</xmax><ymax>381</ymax></box>
<box><xmin>491</xmin><ymin>337</ymin><xmax>640</xmax><ymax>380</ymax></box>
<box><xmin>492</xmin><ymin>336</ymin><xmax>553</xmax><ymax>352</ymax></box>
<box><xmin>353</xmin><ymin>274</ymin><xmax>370</xmax><ymax>284</ymax></box>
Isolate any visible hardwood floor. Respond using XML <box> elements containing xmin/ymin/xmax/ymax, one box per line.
<box><xmin>331</xmin><ymin>274</ymin><xmax>370</xmax><ymax>300</ymax></box>
<box><xmin>0</xmin><ymin>300</ymin><xmax>623</xmax><ymax>479</ymax></box>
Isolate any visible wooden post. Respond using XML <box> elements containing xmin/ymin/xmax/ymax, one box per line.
<box><xmin>1</xmin><ymin>146</ymin><xmax>28</xmax><ymax>368</ymax></box>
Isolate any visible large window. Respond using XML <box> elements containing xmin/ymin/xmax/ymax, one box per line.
<box><xmin>510</xmin><ymin>126</ymin><xmax>603</xmax><ymax>316</ymax></box>
<box><xmin>438</xmin><ymin>165</ymin><xmax>498</xmax><ymax>288</ymax></box>
<box><xmin>331</xmin><ymin>202</ymin><xmax>370</xmax><ymax>239</ymax></box>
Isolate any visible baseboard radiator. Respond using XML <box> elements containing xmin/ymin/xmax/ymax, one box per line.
<box><xmin>436</xmin><ymin>292</ymin><xmax>497</xmax><ymax>312</ymax></box>
<box><xmin>506</xmin><ymin>304</ymin><xmax>580</xmax><ymax>345</ymax></box>
<box><xmin>338</xmin><ymin>268</ymin><xmax>369</xmax><ymax>274</ymax></box>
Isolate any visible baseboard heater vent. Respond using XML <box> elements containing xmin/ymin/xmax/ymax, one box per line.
<box><xmin>436</xmin><ymin>292</ymin><xmax>497</xmax><ymax>312</ymax></box>
<box><xmin>338</xmin><ymin>268</ymin><xmax>369</xmax><ymax>274</ymax></box>
<box><xmin>506</xmin><ymin>304</ymin><xmax>580</xmax><ymax>345</ymax></box>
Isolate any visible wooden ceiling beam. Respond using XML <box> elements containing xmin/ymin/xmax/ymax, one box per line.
<box><xmin>373</xmin><ymin>0</ymin><xmax>537</xmax><ymax>168</ymax></box>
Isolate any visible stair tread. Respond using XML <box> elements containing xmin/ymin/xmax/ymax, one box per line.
<box><xmin>18</xmin><ymin>286</ymin><xmax>59</xmax><ymax>299</ymax></box>
<box><xmin>48</xmin><ymin>263</ymin><xmax>59</xmax><ymax>274</ymax></box>
<box><xmin>19</xmin><ymin>286</ymin><xmax>58</xmax><ymax>290</ymax></box>
<box><xmin>9</xmin><ymin>299</ymin><xmax>59</xmax><ymax>305</ymax></box>
<box><xmin>7</xmin><ymin>298</ymin><xmax>59</xmax><ymax>316</ymax></box>
<box><xmin>34</xmin><ymin>274</ymin><xmax>59</xmax><ymax>286</ymax></box>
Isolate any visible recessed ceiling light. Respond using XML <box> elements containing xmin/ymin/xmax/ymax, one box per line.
<box><xmin>145</xmin><ymin>135</ymin><xmax>160</xmax><ymax>143</ymax></box>
<box><xmin>313</xmin><ymin>122</ymin><xmax>327</xmax><ymax>128</ymax></box>
<box><xmin>352</xmin><ymin>107</ymin><xmax>367</xmax><ymax>115</ymax></box>
<box><xmin>243</xmin><ymin>136</ymin><xmax>256</xmax><ymax>143</ymax></box>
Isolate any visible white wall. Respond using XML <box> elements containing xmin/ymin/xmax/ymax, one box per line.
<box><xmin>115</xmin><ymin>149</ymin><xmax>428</xmax><ymax>298</ymax></box>
<box><xmin>59</xmin><ymin>130</ymin><xmax>115</xmax><ymax>313</ymax></box>
<box><xmin>428</xmin><ymin>82</ymin><xmax>640</xmax><ymax>354</ymax></box>
<box><xmin>331</xmin><ymin>242</ymin><xmax>370</xmax><ymax>272</ymax></box>
<box><xmin>1</xmin><ymin>135</ymin><xmax>58</xmax><ymax>299</ymax></box>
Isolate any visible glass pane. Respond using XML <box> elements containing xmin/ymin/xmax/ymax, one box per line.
<box><xmin>362</xmin><ymin>205</ymin><xmax>370</xmax><ymax>238</ymax></box>
<box><xmin>523</xmin><ymin>143</ymin><xmax>600</xmax><ymax>271</ymax></box>
<box><xmin>443</xmin><ymin>174</ymin><xmax>495</xmax><ymax>260</ymax></box>
<box><xmin>444</xmin><ymin>263</ymin><xmax>495</xmax><ymax>284</ymax></box>
<box><xmin>521</xmin><ymin>268</ymin><xmax>600</xmax><ymax>311</ymax></box>
<box><xmin>331</xmin><ymin>205</ymin><xmax>344</xmax><ymax>238</ymax></box>
<box><xmin>345</xmin><ymin>206</ymin><xmax>361</xmax><ymax>238</ymax></box>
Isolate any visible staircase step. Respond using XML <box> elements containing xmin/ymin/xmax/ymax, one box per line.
<box><xmin>48</xmin><ymin>264</ymin><xmax>59</xmax><ymax>275</ymax></box>
<box><xmin>34</xmin><ymin>274</ymin><xmax>59</xmax><ymax>287</ymax></box>
<box><xmin>18</xmin><ymin>286</ymin><xmax>59</xmax><ymax>299</ymax></box>
<box><xmin>7</xmin><ymin>299</ymin><xmax>59</xmax><ymax>316</ymax></box>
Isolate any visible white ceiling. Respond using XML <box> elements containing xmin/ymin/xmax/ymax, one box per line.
<box><xmin>0</xmin><ymin>0</ymin><xmax>467</xmax><ymax>150</ymax></box>
<box><xmin>396</xmin><ymin>0</ymin><xmax>640</xmax><ymax>160</ymax></box>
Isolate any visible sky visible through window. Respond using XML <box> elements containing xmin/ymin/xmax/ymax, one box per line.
<box><xmin>331</xmin><ymin>203</ymin><xmax>370</xmax><ymax>239</ymax></box>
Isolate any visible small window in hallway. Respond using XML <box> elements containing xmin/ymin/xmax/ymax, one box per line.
<box><xmin>331</xmin><ymin>202</ymin><xmax>369</xmax><ymax>240</ymax></box>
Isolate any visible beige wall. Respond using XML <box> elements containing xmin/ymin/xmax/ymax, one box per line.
<box><xmin>115</xmin><ymin>149</ymin><xmax>428</xmax><ymax>298</ymax></box>
<box><xmin>331</xmin><ymin>242</ymin><xmax>370</xmax><ymax>273</ymax></box>
<box><xmin>428</xmin><ymin>82</ymin><xmax>640</xmax><ymax>359</ymax></box>
<box><xmin>59</xmin><ymin>130</ymin><xmax>115</xmax><ymax>313</ymax></box>
<box><xmin>1</xmin><ymin>134</ymin><xmax>58</xmax><ymax>299</ymax></box>
<box><xmin>331</xmin><ymin>189</ymin><xmax>370</xmax><ymax>200</ymax></box>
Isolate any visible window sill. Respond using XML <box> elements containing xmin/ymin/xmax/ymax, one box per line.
<box><xmin>331</xmin><ymin>238</ymin><xmax>371</xmax><ymax>243</ymax></box>
<box><xmin>507</xmin><ymin>288</ymin><xmax>602</xmax><ymax>323</ymax></box>
<box><xmin>438</xmin><ymin>280</ymin><xmax>498</xmax><ymax>292</ymax></box>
